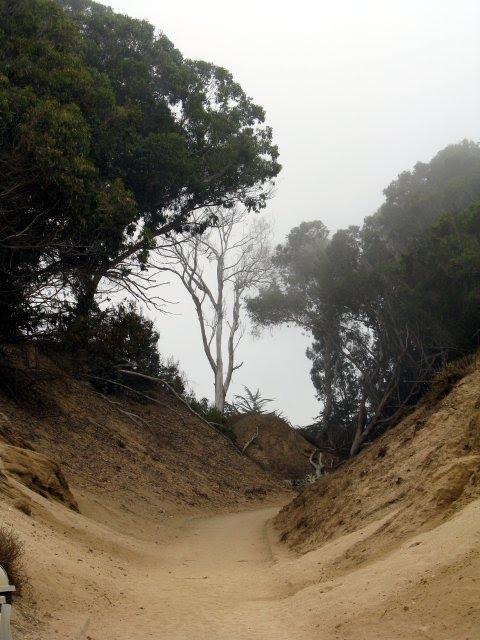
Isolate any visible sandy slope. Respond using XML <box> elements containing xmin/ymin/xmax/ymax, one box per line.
<box><xmin>228</xmin><ymin>413</ymin><xmax>316</xmax><ymax>480</ymax></box>
<box><xmin>6</xmin><ymin>488</ymin><xmax>479</xmax><ymax>639</ymax></box>
<box><xmin>1</xmin><ymin>347</ymin><xmax>479</xmax><ymax>638</ymax></box>
<box><xmin>0</xmin><ymin>345</ymin><xmax>281</xmax><ymax>520</ymax></box>
<box><xmin>10</xmin><ymin>494</ymin><xmax>297</xmax><ymax>639</ymax></box>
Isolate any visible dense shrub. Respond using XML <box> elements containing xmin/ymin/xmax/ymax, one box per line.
<box><xmin>182</xmin><ymin>395</ymin><xmax>235</xmax><ymax>440</ymax></box>
<box><xmin>424</xmin><ymin>353</ymin><xmax>478</xmax><ymax>407</ymax></box>
<box><xmin>186</xmin><ymin>395</ymin><xmax>224</xmax><ymax>425</ymax></box>
<box><xmin>51</xmin><ymin>301</ymin><xmax>185</xmax><ymax>394</ymax></box>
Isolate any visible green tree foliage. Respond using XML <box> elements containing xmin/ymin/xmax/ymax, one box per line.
<box><xmin>56</xmin><ymin>300</ymin><xmax>185</xmax><ymax>392</ymax></box>
<box><xmin>397</xmin><ymin>203</ymin><xmax>480</xmax><ymax>355</ymax></box>
<box><xmin>364</xmin><ymin>139</ymin><xmax>480</xmax><ymax>253</ymax></box>
<box><xmin>60</xmin><ymin>0</ymin><xmax>280</xmax><ymax>218</ymax></box>
<box><xmin>0</xmin><ymin>0</ymin><xmax>136</xmax><ymax>336</ymax></box>
<box><xmin>0</xmin><ymin>0</ymin><xmax>280</xmax><ymax>337</ymax></box>
<box><xmin>57</xmin><ymin>0</ymin><xmax>280</xmax><ymax>310</ymax></box>
<box><xmin>248</xmin><ymin>142</ymin><xmax>480</xmax><ymax>456</ymax></box>
<box><xmin>232</xmin><ymin>386</ymin><xmax>274</xmax><ymax>414</ymax></box>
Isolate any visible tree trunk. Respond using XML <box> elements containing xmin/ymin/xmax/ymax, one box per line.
<box><xmin>74</xmin><ymin>272</ymin><xmax>101</xmax><ymax>318</ymax></box>
<box><xmin>214</xmin><ymin>367</ymin><xmax>225</xmax><ymax>413</ymax></box>
<box><xmin>322</xmin><ymin>335</ymin><xmax>334</xmax><ymax>425</ymax></box>
<box><xmin>214</xmin><ymin>255</ymin><xmax>225</xmax><ymax>413</ymax></box>
<box><xmin>349</xmin><ymin>388</ymin><xmax>367</xmax><ymax>457</ymax></box>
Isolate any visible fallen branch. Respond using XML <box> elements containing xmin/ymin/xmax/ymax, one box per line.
<box><xmin>89</xmin><ymin>375</ymin><xmax>187</xmax><ymax>426</ymax></box>
<box><xmin>242</xmin><ymin>426</ymin><xmax>259</xmax><ymax>454</ymax></box>
<box><xmin>92</xmin><ymin>390</ymin><xmax>159</xmax><ymax>434</ymax></box>
<box><xmin>117</xmin><ymin>370</ymin><xmax>242</xmax><ymax>453</ymax></box>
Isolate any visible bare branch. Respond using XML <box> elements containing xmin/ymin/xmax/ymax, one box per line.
<box><xmin>153</xmin><ymin>206</ymin><xmax>273</xmax><ymax>412</ymax></box>
<box><xmin>242</xmin><ymin>426</ymin><xmax>259</xmax><ymax>455</ymax></box>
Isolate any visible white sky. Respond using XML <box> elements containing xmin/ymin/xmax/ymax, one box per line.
<box><xmin>105</xmin><ymin>0</ymin><xmax>480</xmax><ymax>424</ymax></box>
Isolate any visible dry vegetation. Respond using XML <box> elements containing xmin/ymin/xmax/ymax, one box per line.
<box><xmin>275</xmin><ymin>355</ymin><xmax>480</xmax><ymax>557</ymax></box>
<box><xmin>228</xmin><ymin>413</ymin><xmax>315</xmax><ymax>480</ymax></box>
<box><xmin>423</xmin><ymin>352</ymin><xmax>478</xmax><ymax>407</ymax></box>
<box><xmin>0</xmin><ymin>526</ymin><xmax>27</xmax><ymax>595</ymax></box>
<box><xmin>0</xmin><ymin>346</ymin><xmax>282</xmax><ymax>521</ymax></box>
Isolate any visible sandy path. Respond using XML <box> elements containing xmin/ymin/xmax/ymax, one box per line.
<box><xmin>16</xmin><ymin>494</ymin><xmax>480</xmax><ymax>639</ymax></box>
<box><xmin>103</xmin><ymin>500</ymin><xmax>480</xmax><ymax>640</ymax></box>
<box><xmin>99</xmin><ymin>505</ymin><xmax>301</xmax><ymax>640</ymax></box>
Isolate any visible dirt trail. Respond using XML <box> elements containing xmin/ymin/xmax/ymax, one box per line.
<box><xmin>12</xmin><ymin>491</ymin><xmax>480</xmax><ymax>639</ymax></box>
<box><xmin>13</xmin><ymin>496</ymin><xmax>302</xmax><ymax>639</ymax></box>
<box><xmin>3</xmin><ymin>348</ymin><xmax>479</xmax><ymax>638</ymax></box>
<box><xmin>113</xmin><ymin>506</ymin><xmax>298</xmax><ymax>640</ymax></box>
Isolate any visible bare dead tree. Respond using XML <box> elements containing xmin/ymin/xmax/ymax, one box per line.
<box><xmin>309</xmin><ymin>450</ymin><xmax>325</xmax><ymax>478</ymax></box>
<box><xmin>154</xmin><ymin>208</ymin><xmax>273</xmax><ymax>413</ymax></box>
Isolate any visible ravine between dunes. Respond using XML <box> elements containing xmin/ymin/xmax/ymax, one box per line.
<box><xmin>1</xmin><ymin>347</ymin><xmax>479</xmax><ymax>639</ymax></box>
<box><xmin>13</xmin><ymin>493</ymin><xmax>480</xmax><ymax>640</ymax></box>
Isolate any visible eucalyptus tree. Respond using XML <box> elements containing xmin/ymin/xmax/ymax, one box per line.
<box><xmin>248</xmin><ymin>142</ymin><xmax>480</xmax><ymax>456</ymax></box>
<box><xmin>156</xmin><ymin>208</ymin><xmax>272</xmax><ymax>412</ymax></box>
<box><xmin>58</xmin><ymin>0</ymin><xmax>280</xmax><ymax>313</ymax></box>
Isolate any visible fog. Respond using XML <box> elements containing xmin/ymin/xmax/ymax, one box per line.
<box><xmin>105</xmin><ymin>0</ymin><xmax>480</xmax><ymax>424</ymax></box>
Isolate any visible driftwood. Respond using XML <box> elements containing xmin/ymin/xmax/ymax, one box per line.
<box><xmin>309</xmin><ymin>450</ymin><xmax>325</xmax><ymax>478</ymax></box>
<box><xmin>241</xmin><ymin>426</ymin><xmax>259</xmax><ymax>455</ymax></box>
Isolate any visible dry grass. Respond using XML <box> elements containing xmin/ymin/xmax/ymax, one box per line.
<box><xmin>0</xmin><ymin>526</ymin><xmax>28</xmax><ymax>595</ymax></box>
<box><xmin>424</xmin><ymin>353</ymin><xmax>478</xmax><ymax>407</ymax></box>
<box><xmin>275</xmin><ymin>351</ymin><xmax>480</xmax><ymax>556</ymax></box>
<box><xmin>13</xmin><ymin>498</ymin><xmax>32</xmax><ymax>517</ymax></box>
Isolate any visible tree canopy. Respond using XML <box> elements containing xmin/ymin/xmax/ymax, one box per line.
<box><xmin>0</xmin><ymin>0</ymin><xmax>280</xmax><ymax>337</ymax></box>
<box><xmin>248</xmin><ymin>141</ymin><xmax>480</xmax><ymax>455</ymax></box>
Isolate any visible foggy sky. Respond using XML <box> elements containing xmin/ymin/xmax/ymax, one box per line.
<box><xmin>104</xmin><ymin>0</ymin><xmax>480</xmax><ymax>424</ymax></box>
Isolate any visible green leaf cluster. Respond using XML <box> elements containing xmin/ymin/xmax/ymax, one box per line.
<box><xmin>248</xmin><ymin>141</ymin><xmax>480</xmax><ymax>454</ymax></box>
<box><xmin>0</xmin><ymin>0</ymin><xmax>280</xmax><ymax>337</ymax></box>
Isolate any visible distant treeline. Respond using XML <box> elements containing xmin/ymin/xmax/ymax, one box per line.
<box><xmin>248</xmin><ymin>141</ymin><xmax>480</xmax><ymax>455</ymax></box>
